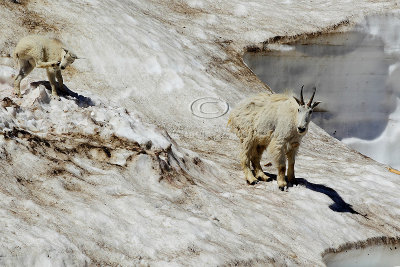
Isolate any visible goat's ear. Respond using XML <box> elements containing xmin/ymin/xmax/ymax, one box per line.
<box><xmin>312</xmin><ymin>101</ymin><xmax>321</xmax><ymax>109</ymax></box>
<box><xmin>293</xmin><ymin>96</ymin><xmax>302</xmax><ymax>106</ymax></box>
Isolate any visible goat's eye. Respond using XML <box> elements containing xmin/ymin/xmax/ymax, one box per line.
<box><xmin>298</xmin><ymin>108</ymin><xmax>300</xmax><ymax>112</ymax></box>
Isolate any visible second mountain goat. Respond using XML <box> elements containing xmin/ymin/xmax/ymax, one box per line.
<box><xmin>13</xmin><ymin>35</ymin><xmax>77</xmax><ymax>98</ymax></box>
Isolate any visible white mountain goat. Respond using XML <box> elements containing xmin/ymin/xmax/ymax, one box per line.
<box><xmin>228</xmin><ymin>86</ymin><xmax>320</xmax><ymax>190</ymax></box>
<box><xmin>13</xmin><ymin>35</ymin><xmax>78</xmax><ymax>98</ymax></box>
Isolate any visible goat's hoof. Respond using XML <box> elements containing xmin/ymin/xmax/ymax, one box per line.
<box><xmin>256</xmin><ymin>174</ymin><xmax>269</xmax><ymax>182</ymax></box>
<box><xmin>51</xmin><ymin>95</ymin><xmax>61</xmax><ymax>101</ymax></box>
<box><xmin>278</xmin><ymin>181</ymin><xmax>287</xmax><ymax>191</ymax></box>
<box><xmin>279</xmin><ymin>186</ymin><xmax>289</xmax><ymax>191</ymax></box>
<box><xmin>247</xmin><ymin>179</ymin><xmax>259</xmax><ymax>185</ymax></box>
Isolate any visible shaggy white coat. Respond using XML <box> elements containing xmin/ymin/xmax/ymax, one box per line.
<box><xmin>228</xmin><ymin>91</ymin><xmax>314</xmax><ymax>189</ymax></box>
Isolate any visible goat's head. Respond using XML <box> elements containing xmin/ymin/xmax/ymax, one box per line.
<box><xmin>293</xmin><ymin>86</ymin><xmax>321</xmax><ymax>135</ymax></box>
<box><xmin>60</xmin><ymin>48</ymin><xmax>78</xmax><ymax>70</ymax></box>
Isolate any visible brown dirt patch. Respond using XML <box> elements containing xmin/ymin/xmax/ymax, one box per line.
<box><xmin>1</xmin><ymin>0</ymin><xmax>59</xmax><ymax>33</ymax></box>
<box><xmin>248</xmin><ymin>18</ymin><xmax>352</xmax><ymax>52</ymax></box>
<box><xmin>165</xmin><ymin>0</ymin><xmax>205</xmax><ymax>16</ymax></box>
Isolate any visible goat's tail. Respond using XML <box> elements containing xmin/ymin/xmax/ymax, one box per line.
<box><xmin>227</xmin><ymin>117</ymin><xmax>239</xmax><ymax>136</ymax></box>
<box><xmin>227</xmin><ymin>117</ymin><xmax>236</xmax><ymax>131</ymax></box>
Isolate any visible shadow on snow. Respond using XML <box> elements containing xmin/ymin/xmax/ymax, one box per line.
<box><xmin>262</xmin><ymin>171</ymin><xmax>368</xmax><ymax>219</ymax></box>
<box><xmin>30</xmin><ymin>80</ymin><xmax>95</xmax><ymax>108</ymax></box>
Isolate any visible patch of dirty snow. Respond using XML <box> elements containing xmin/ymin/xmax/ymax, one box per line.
<box><xmin>0</xmin><ymin>66</ymin><xmax>170</xmax><ymax>150</ymax></box>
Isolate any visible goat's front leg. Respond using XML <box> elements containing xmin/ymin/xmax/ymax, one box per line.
<box><xmin>269</xmin><ymin>139</ymin><xmax>287</xmax><ymax>190</ymax></box>
<box><xmin>46</xmin><ymin>69</ymin><xmax>59</xmax><ymax>98</ymax></box>
<box><xmin>55</xmin><ymin>70</ymin><xmax>65</xmax><ymax>93</ymax></box>
<box><xmin>286</xmin><ymin>147</ymin><xmax>299</xmax><ymax>187</ymax></box>
<box><xmin>277</xmin><ymin>158</ymin><xmax>287</xmax><ymax>191</ymax></box>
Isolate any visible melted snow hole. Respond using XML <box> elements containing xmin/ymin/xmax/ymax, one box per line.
<box><xmin>244</xmin><ymin>13</ymin><xmax>400</xmax><ymax>169</ymax></box>
<box><xmin>323</xmin><ymin>244</ymin><xmax>400</xmax><ymax>267</ymax></box>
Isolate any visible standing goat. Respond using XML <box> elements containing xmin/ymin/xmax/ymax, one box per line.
<box><xmin>13</xmin><ymin>35</ymin><xmax>77</xmax><ymax>98</ymax></box>
<box><xmin>228</xmin><ymin>86</ymin><xmax>320</xmax><ymax>190</ymax></box>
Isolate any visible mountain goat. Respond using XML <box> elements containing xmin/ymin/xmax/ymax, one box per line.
<box><xmin>13</xmin><ymin>35</ymin><xmax>77</xmax><ymax>98</ymax></box>
<box><xmin>228</xmin><ymin>86</ymin><xmax>320</xmax><ymax>190</ymax></box>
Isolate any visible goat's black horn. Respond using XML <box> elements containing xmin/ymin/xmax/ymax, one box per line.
<box><xmin>307</xmin><ymin>87</ymin><xmax>316</xmax><ymax>107</ymax></box>
<box><xmin>300</xmin><ymin>85</ymin><xmax>305</xmax><ymax>105</ymax></box>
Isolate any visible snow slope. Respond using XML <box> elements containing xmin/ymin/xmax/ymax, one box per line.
<box><xmin>0</xmin><ymin>0</ymin><xmax>400</xmax><ymax>266</ymax></box>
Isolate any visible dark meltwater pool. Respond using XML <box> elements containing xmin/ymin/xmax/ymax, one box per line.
<box><xmin>244</xmin><ymin>14</ymin><xmax>400</xmax><ymax>169</ymax></box>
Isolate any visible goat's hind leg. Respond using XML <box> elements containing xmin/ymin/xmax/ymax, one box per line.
<box><xmin>13</xmin><ymin>59</ymin><xmax>34</xmax><ymax>98</ymax></box>
<box><xmin>241</xmin><ymin>151</ymin><xmax>258</xmax><ymax>185</ymax></box>
<box><xmin>240</xmin><ymin>138</ymin><xmax>258</xmax><ymax>185</ymax></box>
<box><xmin>251</xmin><ymin>145</ymin><xmax>270</xmax><ymax>182</ymax></box>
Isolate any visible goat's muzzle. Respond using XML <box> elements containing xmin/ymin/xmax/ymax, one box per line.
<box><xmin>297</xmin><ymin>127</ymin><xmax>306</xmax><ymax>134</ymax></box>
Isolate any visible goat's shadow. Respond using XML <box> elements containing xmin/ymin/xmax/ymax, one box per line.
<box><xmin>262</xmin><ymin>172</ymin><xmax>368</xmax><ymax>219</ymax></box>
<box><xmin>30</xmin><ymin>81</ymin><xmax>95</xmax><ymax>108</ymax></box>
